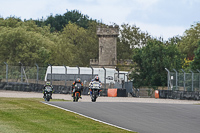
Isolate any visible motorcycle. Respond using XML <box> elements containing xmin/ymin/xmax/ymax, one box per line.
<box><xmin>72</xmin><ymin>83</ymin><xmax>82</xmax><ymax>102</ymax></box>
<box><xmin>44</xmin><ymin>86</ymin><xmax>53</xmax><ymax>102</ymax></box>
<box><xmin>90</xmin><ymin>81</ymin><xmax>101</xmax><ymax>102</ymax></box>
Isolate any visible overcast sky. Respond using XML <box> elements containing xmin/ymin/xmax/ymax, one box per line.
<box><xmin>1</xmin><ymin>0</ymin><xmax>200</xmax><ymax>40</ymax></box>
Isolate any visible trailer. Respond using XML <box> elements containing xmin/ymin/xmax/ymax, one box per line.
<box><xmin>45</xmin><ymin>66</ymin><xmax>128</xmax><ymax>83</ymax></box>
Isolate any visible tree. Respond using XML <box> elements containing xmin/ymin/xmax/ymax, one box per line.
<box><xmin>189</xmin><ymin>41</ymin><xmax>200</xmax><ymax>70</ymax></box>
<box><xmin>130</xmin><ymin>39</ymin><xmax>183</xmax><ymax>89</ymax></box>
<box><xmin>117</xmin><ymin>23</ymin><xmax>150</xmax><ymax>60</ymax></box>
<box><xmin>0</xmin><ymin>18</ymin><xmax>54</xmax><ymax>66</ymax></box>
<box><xmin>57</xmin><ymin>22</ymin><xmax>98</xmax><ymax>66</ymax></box>
<box><xmin>0</xmin><ymin>16</ymin><xmax>100</xmax><ymax>67</ymax></box>
<box><xmin>178</xmin><ymin>22</ymin><xmax>200</xmax><ymax>59</ymax></box>
<box><xmin>63</xmin><ymin>10</ymin><xmax>90</xmax><ymax>29</ymax></box>
<box><xmin>36</xmin><ymin>10</ymin><xmax>94</xmax><ymax>32</ymax></box>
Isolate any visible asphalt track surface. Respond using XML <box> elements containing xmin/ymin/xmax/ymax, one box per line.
<box><xmin>48</xmin><ymin>101</ymin><xmax>200</xmax><ymax>133</ymax></box>
<box><xmin>1</xmin><ymin>90</ymin><xmax>200</xmax><ymax>133</ymax></box>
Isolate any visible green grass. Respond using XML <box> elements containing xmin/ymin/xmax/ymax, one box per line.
<box><xmin>0</xmin><ymin>97</ymin><xmax>135</xmax><ymax>133</ymax></box>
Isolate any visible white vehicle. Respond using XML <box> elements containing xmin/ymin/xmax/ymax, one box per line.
<box><xmin>44</xmin><ymin>66</ymin><xmax>128</xmax><ymax>84</ymax></box>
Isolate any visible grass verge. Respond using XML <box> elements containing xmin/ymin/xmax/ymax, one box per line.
<box><xmin>0</xmin><ymin>97</ymin><xmax>134</xmax><ymax>133</ymax></box>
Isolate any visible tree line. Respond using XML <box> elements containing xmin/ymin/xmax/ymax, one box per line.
<box><xmin>0</xmin><ymin>9</ymin><xmax>200</xmax><ymax>88</ymax></box>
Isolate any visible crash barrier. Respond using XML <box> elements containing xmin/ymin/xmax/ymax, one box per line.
<box><xmin>107</xmin><ymin>88</ymin><xmax>127</xmax><ymax>97</ymax></box>
<box><xmin>129</xmin><ymin>88</ymin><xmax>155</xmax><ymax>98</ymax></box>
<box><xmin>0</xmin><ymin>82</ymin><xmax>108</xmax><ymax>96</ymax></box>
<box><xmin>0</xmin><ymin>82</ymin><xmax>158</xmax><ymax>98</ymax></box>
<box><xmin>155</xmin><ymin>90</ymin><xmax>159</xmax><ymax>98</ymax></box>
<box><xmin>107</xmin><ymin>89</ymin><xmax>117</xmax><ymax>97</ymax></box>
<box><xmin>157</xmin><ymin>90</ymin><xmax>200</xmax><ymax>100</ymax></box>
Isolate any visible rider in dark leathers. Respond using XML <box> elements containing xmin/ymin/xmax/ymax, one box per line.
<box><xmin>43</xmin><ymin>81</ymin><xmax>53</xmax><ymax>99</ymax></box>
<box><xmin>72</xmin><ymin>78</ymin><xmax>84</xmax><ymax>98</ymax></box>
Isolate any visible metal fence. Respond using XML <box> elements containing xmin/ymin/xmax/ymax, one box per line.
<box><xmin>162</xmin><ymin>68</ymin><xmax>200</xmax><ymax>100</ymax></box>
<box><xmin>165</xmin><ymin>68</ymin><xmax>200</xmax><ymax>92</ymax></box>
<box><xmin>0</xmin><ymin>64</ymin><xmax>131</xmax><ymax>96</ymax></box>
<box><xmin>0</xmin><ymin>64</ymin><xmax>46</xmax><ymax>84</ymax></box>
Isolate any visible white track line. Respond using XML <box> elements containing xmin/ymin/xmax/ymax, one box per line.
<box><xmin>42</xmin><ymin>102</ymin><xmax>132</xmax><ymax>132</ymax></box>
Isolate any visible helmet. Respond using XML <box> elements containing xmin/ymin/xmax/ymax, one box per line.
<box><xmin>94</xmin><ymin>76</ymin><xmax>99</xmax><ymax>81</ymax></box>
<box><xmin>75</xmin><ymin>78</ymin><xmax>81</xmax><ymax>83</ymax></box>
<box><xmin>46</xmin><ymin>82</ymin><xmax>50</xmax><ymax>86</ymax></box>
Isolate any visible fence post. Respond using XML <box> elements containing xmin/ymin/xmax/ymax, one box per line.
<box><xmin>165</xmin><ymin>68</ymin><xmax>170</xmax><ymax>90</ymax></box>
<box><xmin>181</xmin><ymin>69</ymin><xmax>186</xmax><ymax>91</ymax></box>
<box><xmin>90</xmin><ymin>65</ymin><xmax>94</xmax><ymax>80</ymax></box>
<box><xmin>173</xmin><ymin>69</ymin><xmax>178</xmax><ymax>90</ymax></box>
<box><xmin>19</xmin><ymin>62</ymin><xmax>23</xmax><ymax>83</ymax></box>
<box><xmin>4</xmin><ymin>62</ymin><xmax>8</xmax><ymax>83</ymax></box>
<box><xmin>115</xmin><ymin>67</ymin><xmax>119</xmax><ymax>82</ymax></box>
<box><xmin>189</xmin><ymin>70</ymin><xmax>194</xmax><ymax>91</ymax></box>
<box><xmin>123</xmin><ymin>73</ymin><xmax>125</xmax><ymax>89</ymax></box>
<box><xmin>103</xmin><ymin>67</ymin><xmax>106</xmax><ymax>89</ymax></box>
<box><xmin>48</xmin><ymin>64</ymin><xmax>52</xmax><ymax>85</ymax></box>
<box><xmin>64</xmin><ymin>65</ymin><xmax>67</xmax><ymax>87</ymax></box>
<box><xmin>76</xmin><ymin>66</ymin><xmax>80</xmax><ymax>78</ymax></box>
<box><xmin>35</xmin><ymin>63</ymin><xmax>39</xmax><ymax>85</ymax></box>
<box><xmin>197</xmin><ymin>69</ymin><xmax>200</xmax><ymax>91</ymax></box>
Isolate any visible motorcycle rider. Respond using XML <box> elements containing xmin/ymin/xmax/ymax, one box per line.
<box><xmin>89</xmin><ymin>76</ymin><xmax>102</xmax><ymax>96</ymax></box>
<box><xmin>43</xmin><ymin>81</ymin><xmax>53</xmax><ymax>99</ymax></box>
<box><xmin>72</xmin><ymin>78</ymin><xmax>83</xmax><ymax>98</ymax></box>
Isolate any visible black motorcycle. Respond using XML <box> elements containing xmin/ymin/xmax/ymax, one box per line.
<box><xmin>44</xmin><ymin>86</ymin><xmax>53</xmax><ymax>102</ymax></box>
<box><xmin>72</xmin><ymin>83</ymin><xmax>82</xmax><ymax>102</ymax></box>
<box><xmin>90</xmin><ymin>81</ymin><xmax>101</xmax><ymax>102</ymax></box>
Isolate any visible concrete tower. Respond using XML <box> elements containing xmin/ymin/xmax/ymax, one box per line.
<box><xmin>90</xmin><ymin>25</ymin><xmax>119</xmax><ymax>68</ymax></box>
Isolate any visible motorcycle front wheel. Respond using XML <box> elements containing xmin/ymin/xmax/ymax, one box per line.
<box><xmin>91</xmin><ymin>94</ymin><xmax>96</xmax><ymax>102</ymax></box>
<box><xmin>46</xmin><ymin>95</ymin><xmax>50</xmax><ymax>101</ymax></box>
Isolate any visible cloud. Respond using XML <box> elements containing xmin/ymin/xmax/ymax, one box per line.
<box><xmin>0</xmin><ymin>0</ymin><xmax>199</xmax><ymax>40</ymax></box>
<box><xmin>134</xmin><ymin>21</ymin><xmax>187</xmax><ymax>40</ymax></box>
<box><xmin>127</xmin><ymin>0</ymin><xmax>200</xmax><ymax>27</ymax></box>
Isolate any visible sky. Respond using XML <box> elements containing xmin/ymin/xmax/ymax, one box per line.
<box><xmin>0</xmin><ymin>0</ymin><xmax>200</xmax><ymax>40</ymax></box>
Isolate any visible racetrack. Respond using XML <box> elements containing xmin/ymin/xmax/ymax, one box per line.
<box><xmin>1</xmin><ymin>90</ymin><xmax>200</xmax><ymax>104</ymax></box>
<box><xmin>47</xmin><ymin>102</ymin><xmax>200</xmax><ymax>133</ymax></box>
<box><xmin>1</xmin><ymin>90</ymin><xmax>200</xmax><ymax>133</ymax></box>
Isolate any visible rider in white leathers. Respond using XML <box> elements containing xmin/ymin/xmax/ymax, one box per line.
<box><xmin>89</xmin><ymin>76</ymin><xmax>102</xmax><ymax>96</ymax></box>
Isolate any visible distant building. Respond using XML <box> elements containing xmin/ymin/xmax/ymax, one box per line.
<box><xmin>90</xmin><ymin>25</ymin><xmax>119</xmax><ymax>69</ymax></box>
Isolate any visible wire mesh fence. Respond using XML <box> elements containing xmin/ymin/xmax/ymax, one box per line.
<box><xmin>167</xmin><ymin>70</ymin><xmax>200</xmax><ymax>92</ymax></box>
<box><xmin>162</xmin><ymin>68</ymin><xmax>200</xmax><ymax>100</ymax></box>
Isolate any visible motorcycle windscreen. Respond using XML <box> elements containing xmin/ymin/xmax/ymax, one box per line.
<box><xmin>74</xmin><ymin>83</ymin><xmax>82</xmax><ymax>91</ymax></box>
<box><xmin>92</xmin><ymin>82</ymin><xmax>100</xmax><ymax>89</ymax></box>
<box><xmin>45</xmin><ymin>86</ymin><xmax>52</xmax><ymax>92</ymax></box>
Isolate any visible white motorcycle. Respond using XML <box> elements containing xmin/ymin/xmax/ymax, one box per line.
<box><xmin>89</xmin><ymin>81</ymin><xmax>101</xmax><ymax>102</ymax></box>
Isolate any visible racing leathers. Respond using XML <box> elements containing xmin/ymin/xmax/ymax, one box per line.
<box><xmin>72</xmin><ymin>81</ymin><xmax>83</xmax><ymax>98</ymax></box>
<box><xmin>89</xmin><ymin>79</ymin><xmax>102</xmax><ymax>96</ymax></box>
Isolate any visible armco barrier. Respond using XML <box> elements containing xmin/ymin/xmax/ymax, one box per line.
<box><xmin>0</xmin><ymin>82</ymin><xmax>108</xmax><ymax>96</ymax></box>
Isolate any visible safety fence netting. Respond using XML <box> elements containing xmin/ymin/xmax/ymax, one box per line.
<box><xmin>162</xmin><ymin>69</ymin><xmax>200</xmax><ymax>100</ymax></box>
